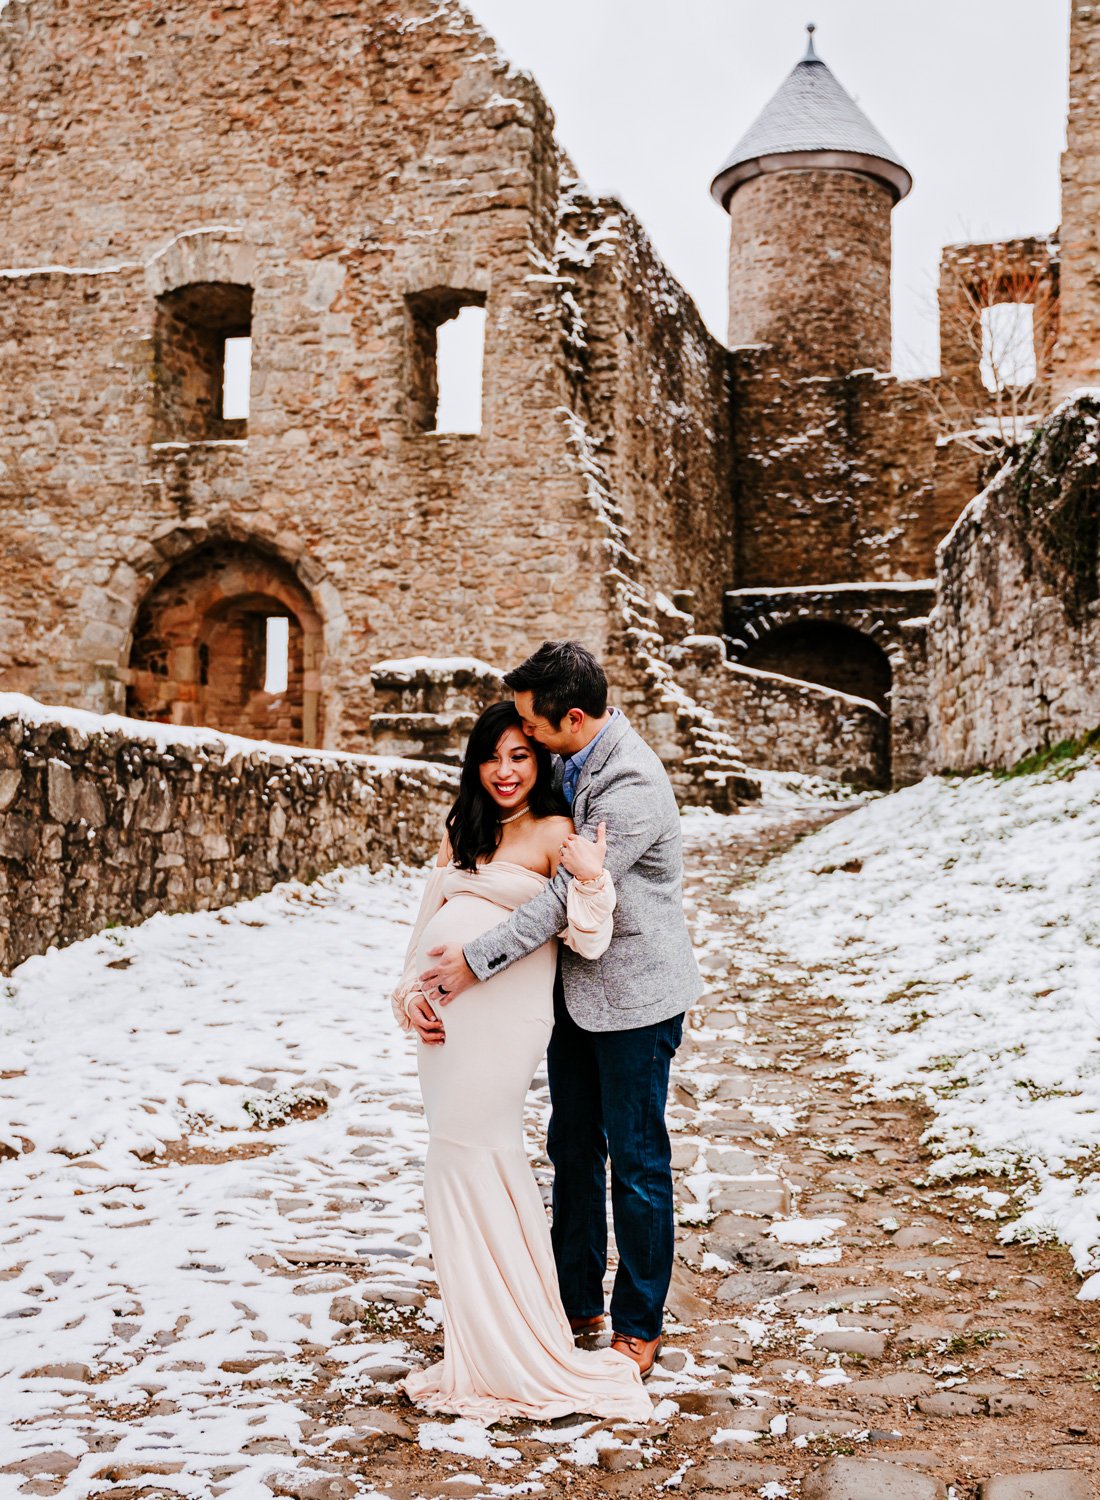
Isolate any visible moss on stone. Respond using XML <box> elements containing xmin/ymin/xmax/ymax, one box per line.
<box><xmin>1011</xmin><ymin>392</ymin><xmax>1100</xmax><ymax>619</ymax></box>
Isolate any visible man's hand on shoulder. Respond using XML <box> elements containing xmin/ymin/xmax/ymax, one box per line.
<box><xmin>418</xmin><ymin>944</ymin><xmax>477</xmax><ymax>1006</ymax></box>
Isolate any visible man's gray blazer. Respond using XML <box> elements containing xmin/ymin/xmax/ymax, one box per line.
<box><xmin>463</xmin><ymin>712</ymin><xmax>702</xmax><ymax>1032</ymax></box>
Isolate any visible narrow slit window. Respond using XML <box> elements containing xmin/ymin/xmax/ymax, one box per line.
<box><xmin>434</xmin><ymin>305</ymin><xmax>486</xmax><ymax>434</ymax></box>
<box><xmin>980</xmin><ymin>302</ymin><xmax>1036</xmax><ymax>392</ymax></box>
<box><xmin>223</xmin><ymin>335</ymin><xmax>252</xmax><ymax>420</ymax></box>
<box><xmin>264</xmin><ymin>616</ymin><xmax>289</xmax><ymax>695</ymax></box>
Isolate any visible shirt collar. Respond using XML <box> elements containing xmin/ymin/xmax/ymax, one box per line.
<box><xmin>563</xmin><ymin>707</ymin><xmax>619</xmax><ymax>776</ymax></box>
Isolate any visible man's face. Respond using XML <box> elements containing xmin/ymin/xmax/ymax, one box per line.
<box><xmin>513</xmin><ymin>690</ymin><xmax>585</xmax><ymax>755</ymax></box>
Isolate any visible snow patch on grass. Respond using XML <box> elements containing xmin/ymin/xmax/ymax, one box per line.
<box><xmin>749</xmin><ymin>757</ymin><xmax>1100</xmax><ymax>1274</ymax></box>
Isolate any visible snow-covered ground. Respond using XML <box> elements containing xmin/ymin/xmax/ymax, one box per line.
<box><xmin>4</xmin><ymin>754</ymin><xmax>1098</xmax><ymax>1489</ymax></box>
<box><xmin>747</xmin><ymin>755</ymin><xmax>1100</xmax><ymax>1289</ymax></box>
<box><xmin>0</xmin><ymin>804</ymin><xmax>827</xmax><ymax>1493</ymax></box>
<box><xmin>0</xmin><ymin>867</ymin><xmax>431</xmax><ymax>1494</ymax></box>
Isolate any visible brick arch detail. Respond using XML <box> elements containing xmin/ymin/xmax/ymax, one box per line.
<box><xmin>79</xmin><ymin>518</ymin><xmax>348</xmax><ymax>745</ymax></box>
<box><xmin>735</xmin><ymin>615</ymin><xmax>896</xmax><ymax>711</ymax></box>
<box><xmin>727</xmin><ymin>604</ymin><xmax>909</xmax><ymax>672</ymax></box>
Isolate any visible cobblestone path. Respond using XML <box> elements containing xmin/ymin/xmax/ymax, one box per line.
<box><xmin>3</xmin><ymin>807</ymin><xmax>1098</xmax><ymax>1499</ymax></box>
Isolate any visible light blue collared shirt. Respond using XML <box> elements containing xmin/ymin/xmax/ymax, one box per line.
<box><xmin>560</xmin><ymin>708</ymin><xmax>619</xmax><ymax>807</ymax></box>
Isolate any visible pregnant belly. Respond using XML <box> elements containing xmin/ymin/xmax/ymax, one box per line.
<box><xmin>415</xmin><ymin>893</ymin><xmax>557</xmax><ymax>1145</ymax></box>
<box><xmin>416</xmin><ymin>891</ymin><xmax>522</xmax><ymax>968</ymax></box>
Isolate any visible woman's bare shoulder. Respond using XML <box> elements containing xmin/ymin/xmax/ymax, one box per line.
<box><xmin>537</xmin><ymin>814</ymin><xmax>575</xmax><ymax>847</ymax></box>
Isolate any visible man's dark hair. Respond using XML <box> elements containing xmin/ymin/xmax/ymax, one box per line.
<box><xmin>504</xmin><ymin>640</ymin><xmax>608</xmax><ymax>725</ymax></box>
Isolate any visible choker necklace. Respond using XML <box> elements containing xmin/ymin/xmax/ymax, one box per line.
<box><xmin>500</xmin><ymin>804</ymin><xmax>531</xmax><ymax>824</ymax></box>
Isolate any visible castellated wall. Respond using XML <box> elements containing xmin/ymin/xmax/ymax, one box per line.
<box><xmin>0</xmin><ymin>697</ymin><xmax>457</xmax><ymax>975</ymax></box>
<box><xmin>929</xmin><ymin>392</ymin><xmax>1100</xmax><ymax>769</ymax></box>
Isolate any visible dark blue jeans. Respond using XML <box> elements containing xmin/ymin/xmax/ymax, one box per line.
<box><xmin>546</xmin><ymin>982</ymin><xmax>683</xmax><ymax>1341</ymax></box>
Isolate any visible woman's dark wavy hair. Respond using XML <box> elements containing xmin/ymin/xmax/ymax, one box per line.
<box><xmin>446</xmin><ymin>701</ymin><xmax>566</xmax><ymax>872</ymax></box>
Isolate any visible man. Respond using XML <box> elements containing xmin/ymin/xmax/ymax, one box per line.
<box><xmin>415</xmin><ymin>640</ymin><xmax>701</xmax><ymax>1378</ymax></box>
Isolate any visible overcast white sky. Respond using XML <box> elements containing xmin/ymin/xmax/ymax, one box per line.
<box><xmin>466</xmin><ymin>0</ymin><xmax>1071</xmax><ymax>378</ymax></box>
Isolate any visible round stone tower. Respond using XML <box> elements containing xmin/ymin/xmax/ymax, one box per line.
<box><xmin>710</xmin><ymin>25</ymin><xmax>911</xmax><ymax>378</ymax></box>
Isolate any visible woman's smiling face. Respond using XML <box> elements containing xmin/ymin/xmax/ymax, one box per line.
<box><xmin>479</xmin><ymin>725</ymin><xmax>538</xmax><ymax>810</ymax></box>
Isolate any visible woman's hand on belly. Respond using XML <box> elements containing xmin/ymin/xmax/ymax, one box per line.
<box><xmin>406</xmin><ymin>990</ymin><xmax>446</xmax><ymax>1046</ymax></box>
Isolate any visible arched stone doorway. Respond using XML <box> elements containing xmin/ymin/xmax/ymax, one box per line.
<box><xmin>125</xmin><ymin>543</ymin><xmax>323</xmax><ymax>745</ymax></box>
<box><xmin>740</xmin><ymin>619</ymin><xmax>893</xmax><ymax>708</ymax></box>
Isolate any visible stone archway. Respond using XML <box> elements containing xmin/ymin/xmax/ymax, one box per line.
<box><xmin>740</xmin><ymin>618</ymin><xmax>894</xmax><ymax>708</ymax></box>
<box><xmin>125</xmin><ymin>542</ymin><xmax>324</xmax><ymax>745</ymax></box>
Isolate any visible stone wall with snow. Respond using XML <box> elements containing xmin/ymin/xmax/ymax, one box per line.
<box><xmin>560</xmin><ymin>189</ymin><xmax>736</xmax><ymax>634</ymax></box>
<box><xmin>0</xmin><ymin>2</ymin><xmax>613</xmax><ymax>749</ymax></box>
<box><xmin>0</xmin><ymin>698</ymin><xmax>456</xmax><ymax>974</ymax></box>
<box><xmin>668</xmin><ymin>638</ymin><xmax>887</xmax><ymax>788</ymax></box>
<box><xmin>929</xmin><ymin>392</ymin><xmax>1100</xmax><ymax>769</ymax></box>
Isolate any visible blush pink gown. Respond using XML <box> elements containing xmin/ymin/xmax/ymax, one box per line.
<box><xmin>392</xmin><ymin>859</ymin><xmax>652</xmax><ymax>1422</ymax></box>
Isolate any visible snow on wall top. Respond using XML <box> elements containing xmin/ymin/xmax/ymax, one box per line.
<box><xmin>0</xmin><ymin>693</ymin><xmax>457</xmax><ymax>783</ymax></box>
<box><xmin>370</xmin><ymin>657</ymin><xmax>504</xmax><ymax>683</ymax></box>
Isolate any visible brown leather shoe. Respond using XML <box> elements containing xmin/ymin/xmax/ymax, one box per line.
<box><xmin>610</xmin><ymin>1331</ymin><xmax>662</xmax><ymax>1380</ymax></box>
<box><xmin>569</xmin><ymin>1313</ymin><xmax>606</xmax><ymax>1337</ymax></box>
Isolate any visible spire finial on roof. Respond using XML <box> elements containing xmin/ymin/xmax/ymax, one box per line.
<box><xmin>804</xmin><ymin>22</ymin><xmax>818</xmax><ymax>62</ymax></box>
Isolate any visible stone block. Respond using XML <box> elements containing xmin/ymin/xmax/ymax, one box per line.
<box><xmin>0</xmin><ymin>1450</ymin><xmax>81</xmax><ymax>1478</ymax></box>
<box><xmin>0</xmin><ymin>815</ymin><xmax>36</xmax><ymax>862</ymax></box>
<box><xmin>46</xmin><ymin>759</ymin><xmax>77</xmax><ymax>822</ymax></box>
<box><xmin>787</xmin><ymin>1411</ymin><xmax>864</xmax><ymax>1438</ymax></box>
<box><xmin>917</xmin><ymin>1391</ymin><xmax>981</xmax><ymax>1417</ymax></box>
<box><xmin>682</xmin><ymin>1459</ymin><xmax>787</xmax><ymax>1491</ymax></box>
<box><xmin>0</xmin><ymin>769</ymin><xmax>21</xmax><ymax>811</ymax></box>
<box><xmin>847</xmin><ymin>1372</ymin><xmax>936</xmax><ymax>1398</ymax></box>
<box><xmin>264</xmin><ymin>1470</ymin><xmax>359</xmax><ymax>1500</ymax></box>
<box><xmin>803</xmin><ymin>1456</ymin><xmax>947</xmax><ymax>1500</ymax></box>
<box><xmin>814</xmin><ymin>1328</ymin><xmax>887</xmax><ymax>1358</ymax></box>
<box><xmin>22</xmin><ymin>1362</ymin><xmax>92</xmax><ymax>1383</ymax></box>
<box><xmin>891</xmin><ymin>1225</ymin><xmax>941</xmax><ymax>1248</ymax></box>
<box><xmin>979</xmin><ymin>1475</ymin><xmax>1093</xmax><ymax>1500</ymax></box>
<box><xmin>717</xmin><ymin>1270</ymin><xmax>809</xmax><ymax>1302</ymax></box>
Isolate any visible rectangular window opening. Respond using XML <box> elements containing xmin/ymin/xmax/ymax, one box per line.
<box><xmin>980</xmin><ymin>302</ymin><xmax>1036</xmax><ymax>392</ymax></box>
<box><xmin>264</xmin><ymin>616</ymin><xmax>289</xmax><ymax>695</ymax></box>
<box><xmin>223</xmin><ymin>335</ymin><xmax>252</xmax><ymax>420</ymax></box>
<box><xmin>433</xmin><ymin>304</ymin><xmax>486</xmax><ymax>435</ymax></box>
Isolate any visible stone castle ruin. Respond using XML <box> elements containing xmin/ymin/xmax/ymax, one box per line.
<box><xmin>1</xmin><ymin>0</ymin><xmax>1099</xmax><ymax>851</ymax></box>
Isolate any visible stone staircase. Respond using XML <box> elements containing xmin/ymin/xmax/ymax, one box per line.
<box><xmin>368</xmin><ymin>657</ymin><xmax>505</xmax><ymax>765</ymax></box>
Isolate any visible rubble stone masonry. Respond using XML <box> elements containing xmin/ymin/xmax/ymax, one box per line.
<box><xmin>0</xmin><ymin>0</ymin><xmax>612</xmax><ymax>748</ymax></box>
<box><xmin>0</xmin><ymin>697</ymin><xmax>457</xmax><ymax>975</ymax></box>
<box><xmin>562</xmin><ymin>194</ymin><xmax>736</xmax><ymax>632</ymax></box>
<box><xmin>1054</xmin><ymin>0</ymin><xmax>1100</xmax><ymax>393</ymax></box>
<box><xmin>929</xmin><ymin>392</ymin><xmax>1100</xmax><ymax>769</ymax></box>
<box><xmin>729</xmin><ymin>353</ymin><xmax>983</xmax><ymax>588</ymax></box>
<box><xmin>668</xmin><ymin>636</ymin><xmax>888</xmax><ymax>789</ymax></box>
<box><xmin>726</xmin><ymin>169</ymin><xmax>892</xmax><ymax>379</ymax></box>
<box><xmin>2</xmin><ymin>0</ymin><xmax>1099</xmax><ymax>813</ymax></box>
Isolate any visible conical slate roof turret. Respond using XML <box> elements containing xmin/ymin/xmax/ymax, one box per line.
<box><xmin>710</xmin><ymin>24</ymin><xmax>912</xmax><ymax>211</ymax></box>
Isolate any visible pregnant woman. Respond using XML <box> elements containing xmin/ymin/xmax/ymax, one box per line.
<box><xmin>391</xmin><ymin>702</ymin><xmax>651</xmax><ymax>1422</ymax></box>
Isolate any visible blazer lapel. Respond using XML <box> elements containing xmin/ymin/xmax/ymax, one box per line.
<box><xmin>571</xmin><ymin>712</ymin><xmax>631</xmax><ymax>821</ymax></box>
